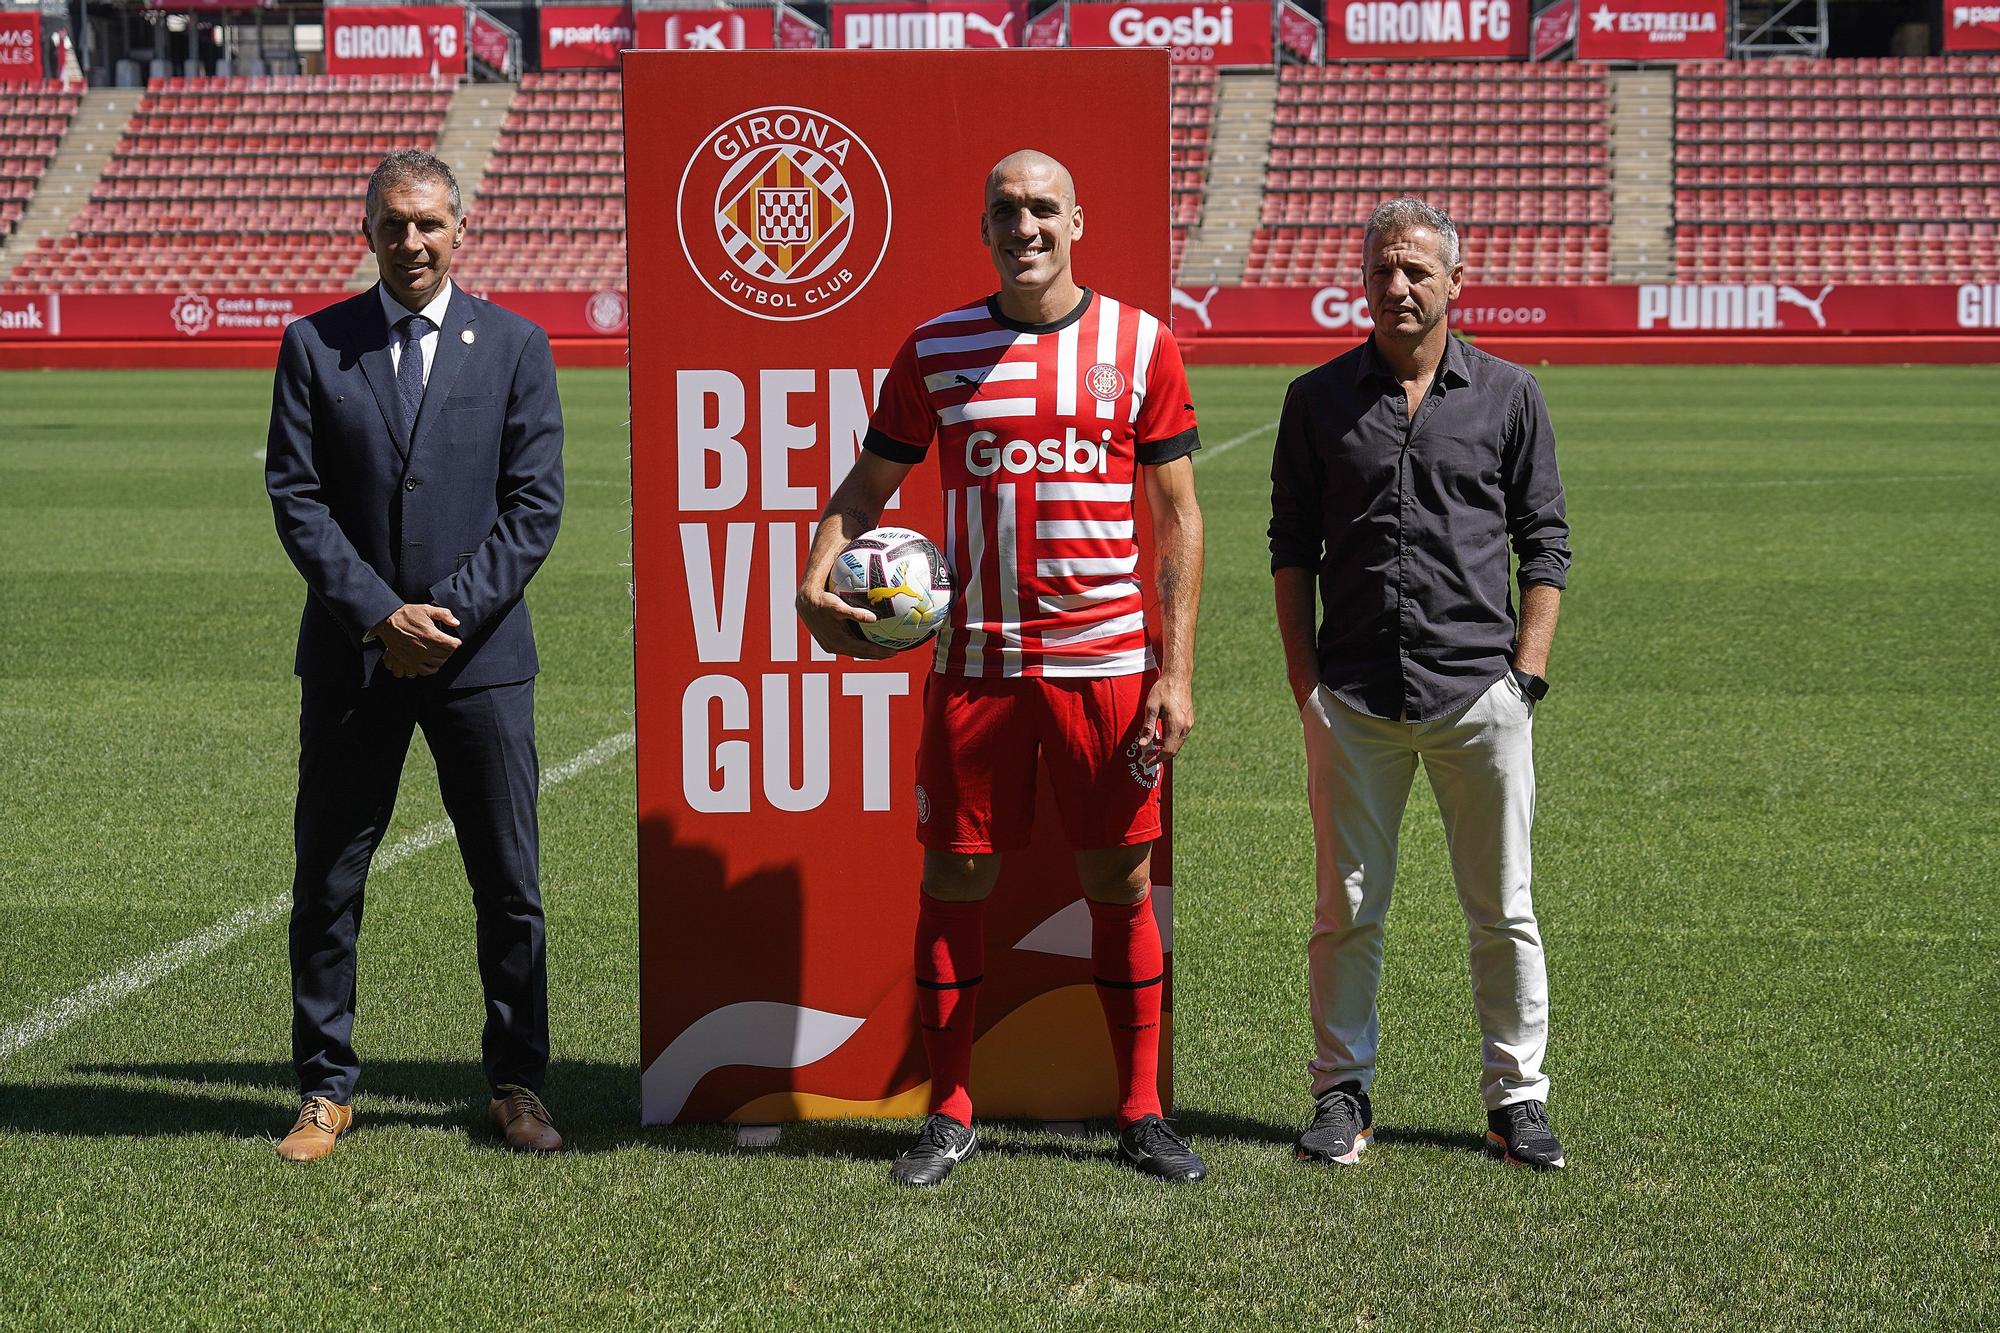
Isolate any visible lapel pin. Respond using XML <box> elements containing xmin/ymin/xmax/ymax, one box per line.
<box><xmin>461</xmin><ymin>329</ymin><xmax>475</xmax><ymax>345</ymax></box>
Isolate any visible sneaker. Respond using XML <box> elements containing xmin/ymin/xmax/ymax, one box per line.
<box><xmin>1117</xmin><ymin>1114</ymin><xmax>1207</xmax><ymax>1182</ymax></box>
<box><xmin>1296</xmin><ymin>1082</ymin><xmax>1373</xmax><ymax>1165</ymax></box>
<box><xmin>889</xmin><ymin>1113</ymin><xmax>977</xmax><ymax>1187</ymax></box>
<box><xmin>1486</xmin><ymin>1101</ymin><xmax>1565</xmax><ymax>1170</ymax></box>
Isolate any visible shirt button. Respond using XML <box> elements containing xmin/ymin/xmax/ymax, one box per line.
<box><xmin>405</xmin><ymin>478</ymin><xmax>418</xmax><ymax>491</ymax></box>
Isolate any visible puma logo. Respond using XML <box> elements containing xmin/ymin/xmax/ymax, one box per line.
<box><xmin>1171</xmin><ymin>285</ymin><xmax>1220</xmax><ymax>331</ymax></box>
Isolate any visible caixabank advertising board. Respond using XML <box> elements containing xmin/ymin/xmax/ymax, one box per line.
<box><xmin>623</xmin><ymin>50</ymin><xmax>1175</xmax><ymax>1124</ymax></box>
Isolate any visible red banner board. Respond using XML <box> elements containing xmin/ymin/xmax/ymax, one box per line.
<box><xmin>1323</xmin><ymin>0</ymin><xmax>1528</xmax><ymax>59</ymax></box>
<box><xmin>1023</xmin><ymin>3</ymin><xmax>1066</xmax><ymax>44</ymax></box>
<box><xmin>1164</xmin><ymin>281</ymin><xmax>2000</xmax><ymax>336</ymax></box>
<box><xmin>1067</xmin><ymin>2</ymin><xmax>1274</xmax><ymax>65</ymax></box>
<box><xmin>10</xmin><ymin>284</ymin><xmax>2000</xmax><ymax>342</ymax></box>
<box><xmin>633</xmin><ymin>7</ymin><xmax>778</xmax><ymax>50</ymax></box>
<box><xmin>0</xmin><ymin>288</ymin><xmax>630</xmax><ymax>340</ymax></box>
<box><xmin>540</xmin><ymin>3</ymin><xmax>633</xmax><ymax>65</ymax></box>
<box><xmin>1277</xmin><ymin>0</ymin><xmax>1322</xmax><ymax>59</ymax></box>
<box><xmin>621</xmin><ymin>49</ymin><xmax>1174</xmax><ymax>1125</ymax></box>
<box><xmin>0</xmin><ymin>11</ymin><xmax>41</xmax><ymax>82</ymax></box>
<box><xmin>1575</xmin><ymin>0</ymin><xmax>1725</xmax><ymax>59</ymax></box>
<box><xmin>1531</xmin><ymin>0</ymin><xmax>1577</xmax><ymax>56</ymax></box>
<box><xmin>1945</xmin><ymin>4</ymin><xmax>2000</xmax><ymax>51</ymax></box>
<box><xmin>324</xmin><ymin>5</ymin><xmax>467</xmax><ymax>76</ymax></box>
<box><xmin>10</xmin><ymin>284</ymin><xmax>2000</xmax><ymax>343</ymax></box>
<box><xmin>830</xmin><ymin>1</ymin><xmax>1024</xmax><ymax>48</ymax></box>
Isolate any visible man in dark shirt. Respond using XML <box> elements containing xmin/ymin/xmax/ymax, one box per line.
<box><xmin>1269</xmin><ymin>198</ymin><xmax>1572</xmax><ymax>1171</ymax></box>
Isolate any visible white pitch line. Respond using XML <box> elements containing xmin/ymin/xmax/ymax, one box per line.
<box><xmin>0</xmin><ymin>729</ymin><xmax>635</xmax><ymax>1063</ymax></box>
<box><xmin>1196</xmin><ymin>419</ymin><xmax>1280</xmax><ymax>465</ymax></box>
<box><xmin>1589</xmin><ymin>472</ymin><xmax>1982</xmax><ymax>493</ymax></box>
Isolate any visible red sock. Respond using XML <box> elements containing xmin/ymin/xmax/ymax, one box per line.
<box><xmin>1089</xmin><ymin>893</ymin><xmax>1165</xmax><ymax>1127</ymax></box>
<box><xmin>914</xmin><ymin>894</ymin><xmax>985</xmax><ymax>1127</ymax></box>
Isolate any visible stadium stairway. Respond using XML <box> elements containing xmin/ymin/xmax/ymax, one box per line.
<box><xmin>1609</xmin><ymin>69</ymin><xmax>1675</xmax><ymax>282</ymax></box>
<box><xmin>1176</xmin><ymin>70</ymin><xmax>1273</xmax><ymax>287</ymax></box>
<box><xmin>0</xmin><ymin>89</ymin><xmax>138</xmax><ymax>284</ymax></box>
<box><xmin>344</xmin><ymin>80</ymin><xmax>515</xmax><ymax>291</ymax></box>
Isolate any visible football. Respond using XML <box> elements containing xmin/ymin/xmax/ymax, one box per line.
<box><xmin>829</xmin><ymin>527</ymin><xmax>954</xmax><ymax>650</ymax></box>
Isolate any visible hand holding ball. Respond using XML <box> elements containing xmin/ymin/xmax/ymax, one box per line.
<box><xmin>828</xmin><ymin>528</ymin><xmax>954</xmax><ymax>651</ymax></box>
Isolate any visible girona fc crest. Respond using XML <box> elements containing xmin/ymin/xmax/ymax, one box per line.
<box><xmin>678</xmin><ymin>105</ymin><xmax>892</xmax><ymax>322</ymax></box>
<box><xmin>1085</xmin><ymin>362</ymin><xmax>1126</xmax><ymax>402</ymax></box>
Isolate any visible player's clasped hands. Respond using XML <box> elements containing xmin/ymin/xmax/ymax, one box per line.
<box><xmin>373</xmin><ymin>602</ymin><xmax>463</xmax><ymax>678</ymax></box>
<box><xmin>795</xmin><ymin>582</ymin><xmax>900</xmax><ymax>661</ymax></box>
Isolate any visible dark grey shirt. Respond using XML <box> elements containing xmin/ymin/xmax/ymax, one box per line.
<box><xmin>1269</xmin><ymin>334</ymin><xmax>1571</xmax><ymax>722</ymax></box>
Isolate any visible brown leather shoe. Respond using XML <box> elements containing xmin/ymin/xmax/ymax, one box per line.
<box><xmin>489</xmin><ymin>1084</ymin><xmax>564</xmax><ymax>1153</ymax></box>
<box><xmin>277</xmin><ymin>1096</ymin><xmax>352</xmax><ymax>1162</ymax></box>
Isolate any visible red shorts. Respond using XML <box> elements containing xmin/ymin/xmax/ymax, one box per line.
<box><xmin>915</xmin><ymin>672</ymin><xmax>1163</xmax><ymax>854</ymax></box>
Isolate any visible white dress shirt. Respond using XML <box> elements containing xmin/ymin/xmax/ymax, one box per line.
<box><xmin>379</xmin><ymin>278</ymin><xmax>455</xmax><ymax>386</ymax></box>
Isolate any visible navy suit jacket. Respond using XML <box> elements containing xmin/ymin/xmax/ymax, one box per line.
<box><xmin>266</xmin><ymin>284</ymin><xmax>564</xmax><ymax>689</ymax></box>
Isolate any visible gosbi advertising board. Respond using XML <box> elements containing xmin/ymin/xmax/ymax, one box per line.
<box><xmin>323</xmin><ymin>4</ymin><xmax>467</xmax><ymax>76</ymax></box>
<box><xmin>831</xmin><ymin>1</ymin><xmax>1023</xmax><ymax>48</ymax></box>
<box><xmin>1322</xmin><ymin>0</ymin><xmax>1528</xmax><ymax>60</ymax></box>
<box><xmin>1945</xmin><ymin>3</ymin><xmax>2000</xmax><ymax>51</ymax></box>
<box><xmin>1067</xmin><ymin>2</ymin><xmax>1274</xmax><ymax>65</ymax></box>
<box><xmin>623</xmin><ymin>49</ymin><xmax>1174</xmax><ymax>1125</ymax></box>
<box><xmin>633</xmin><ymin>7</ymin><xmax>779</xmax><ymax>50</ymax></box>
<box><xmin>540</xmin><ymin>4</ymin><xmax>635</xmax><ymax>66</ymax></box>
<box><xmin>1574</xmin><ymin>0</ymin><xmax>1725</xmax><ymax>60</ymax></box>
<box><xmin>0</xmin><ymin>10</ymin><xmax>42</xmax><ymax>82</ymax></box>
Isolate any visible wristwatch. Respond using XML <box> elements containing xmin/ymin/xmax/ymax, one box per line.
<box><xmin>1510</xmin><ymin>669</ymin><xmax>1549</xmax><ymax>701</ymax></box>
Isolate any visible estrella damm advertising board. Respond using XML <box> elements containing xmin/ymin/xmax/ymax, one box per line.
<box><xmin>623</xmin><ymin>51</ymin><xmax>1174</xmax><ymax>1124</ymax></box>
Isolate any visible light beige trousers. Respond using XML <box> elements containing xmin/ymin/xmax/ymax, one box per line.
<box><xmin>1301</xmin><ymin>674</ymin><xmax>1550</xmax><ymax>1109</ymax></box>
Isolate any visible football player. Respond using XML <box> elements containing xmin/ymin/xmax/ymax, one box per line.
<box><xmin>797</xmin><ymin>149</ymin><xmax>1206</xmax><ymax>1187</ymax></box>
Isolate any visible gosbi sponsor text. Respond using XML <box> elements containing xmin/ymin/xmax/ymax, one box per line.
<box><xmin>677</xmin><ymin>106</ymin><xmax>891</xmax><ymax>322</ymax></box>
<box><xmin>964</xmin><ymin>427</ymin><xmax>1116</xmax><ymax>477</ymax></box>
<box><xmin>1108</xmin><ymin>5</ymin><xmax>1236</xmax><ymax>58</ymax></box>
<box><xmin>1344</xmin><ymin>0</ymin><xmax>1515</xmax><ymax>45</ymax></box>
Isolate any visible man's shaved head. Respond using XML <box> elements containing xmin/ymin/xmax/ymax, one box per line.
<box><xmin>986</xmin><ymin>149</ymin><xmax>1076</xmax><ymax>208</ymax></box>
<box><xmin>983</xmin><ymin>149</ymin><xmax>1085</xmax><ymax>320</ymax></box>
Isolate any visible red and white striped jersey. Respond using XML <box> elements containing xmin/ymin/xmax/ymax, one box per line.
<box><xmin>864</xmin><ymin>290</ymin><xmax>1200</xmax><ymax>679</ymax></box>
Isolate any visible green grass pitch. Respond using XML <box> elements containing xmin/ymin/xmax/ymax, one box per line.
<box><xmin>0</xmin><ymin>362</ymin><xmax>1994</xmax><ymax>1329</ymax></box>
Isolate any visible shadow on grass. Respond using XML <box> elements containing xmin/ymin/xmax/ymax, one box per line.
<box><xmin>1</xmin><ymin>1062</ymin><xmax>1339</xmax><ymax>1167</ymax></box>
<box><xmin>0</xmin><ymin>1058</ymin><xmax>694</xmax><ymax>1155</ymax></box>
<box><xmin>1372</xmin><ymin>1123</ymin><xmax>1490</xmax><ymax>1157</ymax></box>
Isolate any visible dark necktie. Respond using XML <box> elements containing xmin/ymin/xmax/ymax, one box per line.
<box><xmin>396</xmin><ymin>313</ymin><xmax>433</xmax><ymax>435</ymax></box>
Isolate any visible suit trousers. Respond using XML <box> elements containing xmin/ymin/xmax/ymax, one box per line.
<box><xmin>1301</xmin><ymin>674</ymin><xmax>1550</xmax><ymax>1110</ymax></box>
<box><xmin>290</xmin><ymin>673</ymin><xmax>547</xmax><ymax>1103</ymax></box>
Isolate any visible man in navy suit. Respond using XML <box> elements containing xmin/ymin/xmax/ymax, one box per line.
<box><xmin>264</xmin><ymin>149</ymin><xmax>565</xmax><ymax>1160</ymax></box>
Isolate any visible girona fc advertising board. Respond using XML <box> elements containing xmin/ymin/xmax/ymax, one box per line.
<box><xmin>624</xmin><ymin>50</ymin><xmax>1174</xmax><ymax>1125</ymax></box>
<box><xmin>1068</xmin><ymin>2</ymin><xmax>1274</xmax><ymax>65</ymax></box>
<box><xmin>1322</xmin><ymin>0</ymin><xmax>1528</xmax><ymax>60</ymax></box>
<box><xmin>323</xmin><ymin>4</ymin><xmax>467</xmax><ymax>76</ymax></box>
<box><xmin>1574</xmin><ymin>0</ymin><xmax>1725</xmax><ymax>59</ymax></box>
